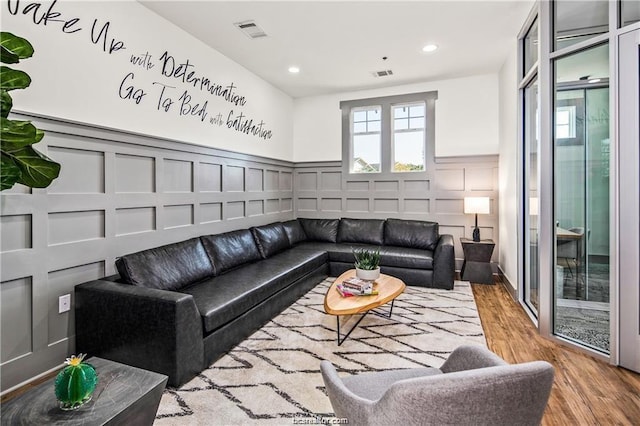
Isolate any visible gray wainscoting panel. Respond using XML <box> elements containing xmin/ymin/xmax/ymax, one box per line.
<box><xmin>1</xmin><ymin>214</ymin><xmax>32</xmax><ymax>252</ymax></box>
<box><xmin>115</xmin><ymin>154</ymin><xmax>155</xmax><ymax>193</ymax></box>
<box><xmin>163</xmin><ymin>159</ymin><xmax>194</xmax><ymax>193</ymax></box>
<box><xmin>1</xmin><ymin>276</ymin><xmax>32</xmax><ymax>364</ymax></box>
<box><xmin>0</xmin><ymin>113</ymin><xmax>296</xmax><ymax>392</ymax></box>
<box><xmin>293</xmin><ymin>156</ymin><xmax>499</xmax><ymax>264</ymax></box>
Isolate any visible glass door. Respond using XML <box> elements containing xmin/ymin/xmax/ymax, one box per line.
<box><xmin>553</xmin><ymin>43</ymin><xmax>610</xmax><ymax>353</ymax></box>
<box><xmin>524</xmin><ymin>78</ymin><xmax>540</xmax><ymax>314</ymax></box>
<box><xmin>619</xmin><ymin>29</ymin><xmax>640</xmax><ymax>373</ymax></box>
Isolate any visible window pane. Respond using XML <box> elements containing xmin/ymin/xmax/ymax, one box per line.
<box><xmin>367</xmin><ymin>109</ymin><xmax>381</xmax><ymax>121</ymax></box>
<box><xmin>524</xmin><ymin>78</ymin><xmax>539</xmax><ymax>315</ymax></box>
<box><xmin>353</xmin><ymin>110</ymin><xmax>367</xmax><ymax>122</ymax></box>
<box><xmin>394</xmin><ymin>118</ymin><xmax>408</xmax><ymax>130</ymax></box>
<box><xmin>368</xmin><ymin>120</ymin><xmax>381</xmax><ymax>132</ymax></box>
<box><xmin>352</xmin><ymin>134</ymin><xmax>381</xmax><ymax>173</ymax></box>
<box><xmin>409</xmin><ymin>105</ymin><xmax>425</xmax><ymax>117</ymax></box>
<box><xmin>554</xmin><ymin>1</ymin><xmax>608</xmax><ymax>51</ymax></box>
<box><xmin>394</xmin><ymin>106</ymin><xmax>408</xmax><ymax>118</ymax></box>
<box><xmin>409</xmin><ymin>117</ymin><xmax>424</xmax><ymax>129</ymax></box>
<box><xmin>524</xmin><ymin>18</ymin><xmax>539</xmax><ymax>75</ymax></box>
<box><xmin>622</xmin><ymin>0</ymin><xmax>640</xmax><ymax>27</ymax></box>
<box><xmin>393</xmin><ymin>131</ymin><xmax>424</xmax><ymax>172</ymax></box>
<box><xmin>554</xmin><ymin>43</ymin><xmax>610</xmax><ymax>354</ymax></box>
<box><xmin>353</xmin><ymin>122</ymin><xmax>366</xmax><ymax>133</ymax></box>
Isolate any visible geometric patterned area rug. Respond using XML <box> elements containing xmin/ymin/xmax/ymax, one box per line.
<box><xmin>154</xmin><ymin>278</ymin><xmax>486</xmax><ymax>425</ymax></box>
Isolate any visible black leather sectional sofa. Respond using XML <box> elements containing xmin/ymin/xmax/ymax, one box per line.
<box><xmin>75</xmin><ymin>218</ymin><xmax>454</xmax><ymax>387</ymax></box>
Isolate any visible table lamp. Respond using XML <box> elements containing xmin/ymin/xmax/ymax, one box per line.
<box><xmin>464</xmin><ymin>197</ymin><xmax>490</xmax><ymax>242</ymax></box>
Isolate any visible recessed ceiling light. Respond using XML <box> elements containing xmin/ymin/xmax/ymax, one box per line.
<box><xmin>588</xmin><ymin>78</ymin><xmax>601</xmax><ymax>83</ymax></box>
<box><xmin>422</xmin><ymin>44</ymin><xmax>438</xmax><ymax>53</ymax></box>
<box><xmin>288</xmin><ymin>66</ymin><xmax>300</xmax><ymax>74</ymax></box>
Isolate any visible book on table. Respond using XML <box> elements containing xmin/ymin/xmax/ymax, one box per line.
<box><xmin>336</xmin><ymin>280</ymin><xmax>379</xmax><ymax>297</ymax></box>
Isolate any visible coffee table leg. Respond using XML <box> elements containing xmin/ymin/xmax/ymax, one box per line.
<box><xmin>336</xmin><ymin>313</ymin><xmax>368</xmax><ymax>346</ymax></box>
<box><xmin>372</xmin><ymin>299</ymin><xmax>396</xmax><ymax>319</ymax></box>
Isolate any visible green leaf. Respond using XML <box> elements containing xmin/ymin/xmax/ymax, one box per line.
<box><xmin>0</xmin><ymin>90</ymin><xmax>12</xmax><ymax>118</ymax></box>
<box><xmin>1</xmin><ymin>46</ymin><xmax>19</xmax><ymax>64</ymax></box>
<box><xmin>1</xmin><ymin>117</ymin><xmax>38</xmax><ymax>150</ymax></box>
<box><xmin>0</xmin><ymin>153</ymin><xmax>21</xmax><ymax>191</ymax></box>
<box><xmin>0</xmin><ymin>32</ymin><xmax>34</xmax><ymax>60</ymax></box>
<box><xmin>0</xmin><ymin>66</ymin><xmax>31</xmax><ymax>91</ymax></box>
<box><xmin>10</xmin><ymin>145</ymin><xmax>60</xmax><ymax>188</ymax></box>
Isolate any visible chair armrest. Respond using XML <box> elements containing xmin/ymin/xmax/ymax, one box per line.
<box><xmin>433</xmin><ymin>234</ymin><xmax>455</xmax><ymax>289</ymax></box>
<box><xmin>440</xmin><ymin>345</ymin><xmax>507</xmax><ymax>373</ymax></box>
<box><xmin>75</xmin><ymin>280</ymin><xmax>204</xmax><ymax>387</ymax></box>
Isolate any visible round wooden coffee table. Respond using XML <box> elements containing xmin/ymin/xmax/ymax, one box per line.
<box><xmin>324</xmin><ymin>269</ymin><xmax>406</xmax><ymax>345</ymax></box>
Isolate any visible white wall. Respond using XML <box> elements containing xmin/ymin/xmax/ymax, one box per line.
<box><xmin>292</xmin><ymin>74</ymin><xmax>500</xmax><ymax>162</ymax></box>
<box><xmin>498</xmin><ymin>42</ymin><xmax>519</xmax><ymax>291</ymax></box>
<box><xmin>1</xmin><ymin>0</ymin><xmax>293</xmax><ymax>160</ymax></box>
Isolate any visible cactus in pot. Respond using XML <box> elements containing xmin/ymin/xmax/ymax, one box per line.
<box><xmin>54</xmin><ymin>353</ymin><xmax>98</xmax><ymax>410</ymax></box>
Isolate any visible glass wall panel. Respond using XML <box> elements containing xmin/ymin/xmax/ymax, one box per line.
<box><xmin>524</xmin><ymin>19</ymin><xmax>538</xmax><ymax>76</ymax></box>
<box><xmin>622</xmin><ymin>0</ymin><xmax>640</xmax><ymax>27</ymax></box>
<box><xmin>553</xmin><ymin>43</ymin><xmax>610</xmax><ymax>353</ymax></box>
<box><xmin>524</xmin><ymin>78</ymin><xmax>540</xmax><ymax>314</ymax></box>
<box><xmin>554</xmin><ymin>1</ymin><xmax>608</xmax><ymax>50</ymax></box>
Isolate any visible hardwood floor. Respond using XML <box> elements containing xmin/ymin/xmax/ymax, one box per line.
<box><xmin>473</xmin><ymin>277</ymin><xmax>640</xmax><ymax>425</ymax></box>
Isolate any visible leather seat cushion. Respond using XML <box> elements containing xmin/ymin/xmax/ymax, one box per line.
<box><xmin>295</xmin><ymin>242</ymin><xmax>434</xmax><ymax>270</ymax></box>
<box><xmin>200</xmin><ymin>230</ymin><xmax>262</xmax><ymax>275</ymax></box>
<box><xmin>328</xmin><ymin>245</ymin><xmax>434</xmax><ymax>270</ymax></box>
<box><xmin>384</xmin><ymin>218</ymin><xmax>440</xmax><ymax>251</ymax></box>
<box><xmin>282</xmin><ymin>220</ymin><xmax>307</xmax><ymax>245</ymax></box>
<box><xmin>251</xmin><ymin>222</ymin><xmax>291</xmax><ymax>258</ymax></box>
<box><xmin>337</xmin><ymin>218</ymin><xmax>385</xmax><ymax>245</ymax></box>
<box><xmin>181</xmin><ymin>249</ymin><xmax>327</xmax><ymax>333</ymax></box>
<box><xmin>299</xmin><ymin>218</ymin><xmax>339</xmax><ymax>243</ymax></box>
<box><xmin>115</xmin><ymin>238</ymin><xmax>214</xmax><ymax>291</ymax></box>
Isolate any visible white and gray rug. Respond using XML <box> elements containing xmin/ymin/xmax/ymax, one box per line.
<box><xmin>154</xmin><ymin>279</ymin><xmax>486</xmax><ymax>425</ymax></box>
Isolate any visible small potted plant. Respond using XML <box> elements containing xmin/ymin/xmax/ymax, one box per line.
<box><xmin>353</xmin><ymin>247</ymin><xmax>381</xmax><ymax>281</ymax></box>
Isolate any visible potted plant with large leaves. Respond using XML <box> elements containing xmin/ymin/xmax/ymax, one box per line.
<box><xmin>1</xmin><ymin>32</ymin><xmax>60</xmax><ymax>191</ymax></box>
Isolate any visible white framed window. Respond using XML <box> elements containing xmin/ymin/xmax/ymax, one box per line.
<box><xmin>340</xmin><ymin>91</ymin><xmax>437</xmax><ymax>176</ymax></box>
<box><xmin>392</xmin><ymin>102</ymin><xmax>425</xmax><ymax>172</ymax></box>
<box><xmin>555</xmin><ymin>105</ymin><xmax>576</xmax><ymax>138</ymax></box>
<box><xmin>350</xmin><ymin>106</ymin><xmax>381</xmax><ymax>173</ymax></box>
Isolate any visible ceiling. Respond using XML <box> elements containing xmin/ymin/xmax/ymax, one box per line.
<box><xmin>140</xmin><ymin>1</ymin><xmax>535</xmax><ymax>98</ymax></box>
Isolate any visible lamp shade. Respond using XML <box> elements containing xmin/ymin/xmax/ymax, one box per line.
<box><xmin>464</xmin><ymin>197</ymin><xmax>490</xmax><ymax>215</ymax></box>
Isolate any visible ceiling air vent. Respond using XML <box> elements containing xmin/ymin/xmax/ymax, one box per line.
<box><xmin>372</xmin><ymin>70</ymin><xmax>394</xmax><ymax>78</ymax></box>
<box><xmin>234</xmin><ymin>20</ymin><xmax>267</xmax><ymax>39</ymax></box>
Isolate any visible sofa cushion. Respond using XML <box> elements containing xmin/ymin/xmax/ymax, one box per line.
<box><xmin>282</xmin><ymin>220</ymin><xmax>307</xmax><ymax>245</ymax></box>
<box><xmin>181</xmin><ymin>249</ymin><xmax>327</xmax><ymax>333</ymax></box>
<box><xmin>328</xmin><ymin>245</ymin><xmax>434</xmax><ymax>270</ymax></box>
<box><xmin>299</xmin><ymin>218</ymin><xmax>339</xmax><ymax>243</ymax></box>
<box><xmin>251</xmin><ymin>222</ymin><xmax>291</xmax><ymax>259</ymax></box>
<box><xmin>384</xmin><ymin>218</ymin><xmax>440</xmax><ymax>250</ymax></box>
<box><xmin>338</xmin><ymin>218</ymin><xmax>385</xmax><ymax>245</ymax></box>
<box><xmin>201</xmin><ymin>230</ymin><xmax>262</xmax><ymax>275</ymax></box>
<box><xmin>115</xmin><ymin>238</ymin><xmax>214</xmax><ymax>291</ymax></box>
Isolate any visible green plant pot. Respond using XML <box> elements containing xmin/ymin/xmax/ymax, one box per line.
<box><xmin>54</xmin><ymin>355</ymin><xmax>98</xmax><ymax>410</ymax></box>
<box><xmin>356</xmin><ymin>267</ymin><xmax>380</xmax><ymax>281</ymax></box>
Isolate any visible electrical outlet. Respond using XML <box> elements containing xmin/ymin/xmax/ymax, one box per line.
<box><xmin>58</xmin><ymin>294</ymin><xmax>71</xmax><ymax>314</ymax></box>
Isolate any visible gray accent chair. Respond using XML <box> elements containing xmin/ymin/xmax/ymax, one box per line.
<box><xmin>320</xmin><ymin>345</ymin><xmax>554</xmax><ymax>426</ymax></box>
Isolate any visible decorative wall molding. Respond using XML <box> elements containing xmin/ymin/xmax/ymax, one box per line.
<box><xmin>293</xmin><ymin>158</ymin><xmax>500</xmax><ymax>264</ymax></box>
<box><xmin>0</xmin><ymin>114</ymin><xmax>295</xmax><ymax>392</ymax></box>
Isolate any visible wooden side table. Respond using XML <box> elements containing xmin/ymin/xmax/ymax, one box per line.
<box><xmin>460</xmin><ymin>238</ymin><xmax>495</xmax><ymax>284</ymax></box>
<box><xmin>1</xmin><ymin>357</ymin><xmax>167</xmax><ymax>426</ymax></box>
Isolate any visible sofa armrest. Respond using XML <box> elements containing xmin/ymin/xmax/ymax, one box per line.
<box><xmin>75</xmin><ymin>280</ymin><xmax>204</xmax><ymax>387</ymax></box>
<box><xmin>433</xmin><ymin>234</ymin><xmax>455</xmax><ymax>289</ymax></box>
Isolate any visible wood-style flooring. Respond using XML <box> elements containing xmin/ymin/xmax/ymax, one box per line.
<box><xmin>474</xmin><ymin>277</ymin><xmax>640</xmax><ymax>425</ymax></box>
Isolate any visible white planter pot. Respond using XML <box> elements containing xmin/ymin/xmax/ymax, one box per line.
<box><xmin>356</xmin><ymin>267</ymin><xmax>380</xmax><ymax>281</ymax></box>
